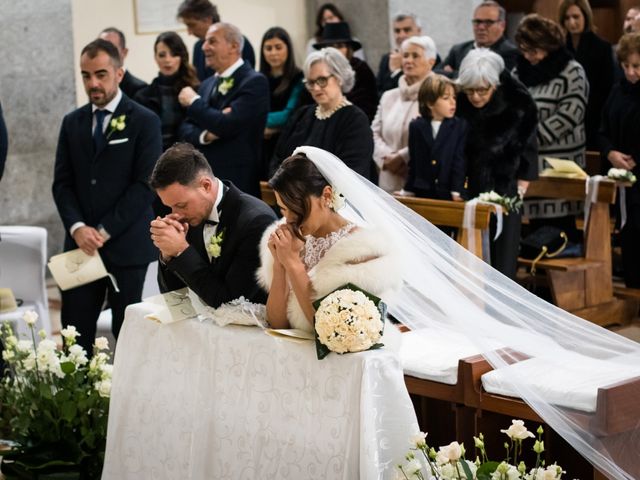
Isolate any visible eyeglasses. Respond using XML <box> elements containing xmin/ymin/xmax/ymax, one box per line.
<box><xmin>303</xmin><ymin>75</ymin><xmax>334</xmax><ymax>90</ymax></box>
<box><xmin>472</xmin><ymin>19</ymin><xmax>500</xmax><ymax>27</ymax></box>
<box><xmin>462</xmin><ymin>86</ymin><xmax>492</xmax><ymax>96</ymax></box>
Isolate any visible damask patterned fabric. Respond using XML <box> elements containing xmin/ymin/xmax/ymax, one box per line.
<box><xmin>102</xmin><ymin>303</ymin><xmax>418</xmax><ymax>479</ymax></box>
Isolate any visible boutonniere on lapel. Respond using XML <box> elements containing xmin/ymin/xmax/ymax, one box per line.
<box><xmin>218</xmin><ymin>77</ymin><xmax>234</xmax><ymax>95</ymax></box>
<box><xmin>106</xmin><ymin>114</ymin><xmax>126</xmax><ymax>139</ymax></box>
<box><xmin>207</xmin><ymin>228</ymin><xmax>225</xmax><ymax>259</ymax></box>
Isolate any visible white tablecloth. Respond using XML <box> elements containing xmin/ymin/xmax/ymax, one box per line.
<box><xmin>102</xmin><ymin>303</ymin><xmax>418</xmax><ymax>480</ymax></box>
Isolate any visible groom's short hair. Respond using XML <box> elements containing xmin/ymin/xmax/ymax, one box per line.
<box><xmin>149</xmin><ymin>142</ymin><xmax>214</xmax><ymax>189</ymax></box>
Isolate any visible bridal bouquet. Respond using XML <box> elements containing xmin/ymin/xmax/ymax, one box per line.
<box><xmin>477</xmin><ymin>191</ymin><xmax>523</xmax><ymax>214</ymax></box>
<box><xmin>607</xmin><ymin>168</ymin><xmax>637</xmax><ymax>184</ymax></box>
<box><xmin>396</xmin><ymin>419</ymin><xmax>564</xmax><ymax>480</ymax></box>
<box><xmin>0</xmin><ymin>312</ymin><xmax>112</xmax><ymax>478</ymax></box>
<box><xmin>313</xmin><ymin>284</ymin><xmax>386</xmax><ymax>360</ymax></box>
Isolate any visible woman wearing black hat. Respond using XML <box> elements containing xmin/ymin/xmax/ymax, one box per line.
<box><xmin>314</xmin><ymin>22</ymin><xmax>378</xmax><ymax>121</ymax></box>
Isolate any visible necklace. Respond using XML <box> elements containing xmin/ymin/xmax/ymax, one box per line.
<box><xmin>315</xmin><ymin>97</ymin><xmax>352</xmax><ymax>120</ymax></box>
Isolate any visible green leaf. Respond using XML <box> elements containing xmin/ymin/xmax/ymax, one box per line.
<box><xmin>61</xmin><ymin>401</ymin><xmax>77</xmax><ymax>422</ymax></box>
<box><xmin>460</xmin><ymin>459</ymin><xmax>474</xmax><ymax>480</ymax></box>
<box><xmin>476</xmin><ymin>461</ymin><xmax>500</xmax><ymax>480</ymax></box>
<box><xmin>39</xmin><ymin>383</ymin><xmax>53</xmax><ymax>399</ymax></box>
<box><xmin>60</xmin><ymin>362</ymin><xmax>76</xmax><ymax>375</ymax></box>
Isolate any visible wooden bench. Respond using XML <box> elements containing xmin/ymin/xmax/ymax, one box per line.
<box><xmin>393</xmin><ymin>196</ymin><xmax>495</xmax><ymax>259</ymax></box>
<box><xmin>519</xmin><ymin>176</ymin><xmax>622</xmax><ymax>326</ymax></box>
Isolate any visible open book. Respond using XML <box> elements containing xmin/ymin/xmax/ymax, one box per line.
<box><xmin>48</xmin><ymin>249</ymin><xmax>111</xmax><ymax>291</ymax></box>
<box><xmin>539</xmin><ymin>157</ymin><xmax>588</xmax><ymax>179</ymax></box>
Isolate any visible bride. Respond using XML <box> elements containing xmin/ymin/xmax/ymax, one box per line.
<box><xmin>256</xmin><ymin>151</ymin><xmax>402</xmax><ymax>331</ymax></box>
<box><xmin>258</xmin><ymin>146</ymin><xmax>640</xmax><ymax>479</ymax></box>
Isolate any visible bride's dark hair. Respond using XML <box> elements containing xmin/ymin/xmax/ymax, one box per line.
<box><xmin>269</xmin><ymin>153</ymin><xmax>329</xmax><ymax>236</ymax></box>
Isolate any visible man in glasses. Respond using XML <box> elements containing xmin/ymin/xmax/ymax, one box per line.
<box><xmin>439</xmin><ymin>1</ymin><xmax>518</xmax><ymax>78</ymax></box>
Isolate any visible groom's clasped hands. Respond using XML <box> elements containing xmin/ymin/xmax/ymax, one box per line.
<box><xmin>150</xmin><ymin>214</ymin><xmax>190</xmax><ymax>261</ymax></box>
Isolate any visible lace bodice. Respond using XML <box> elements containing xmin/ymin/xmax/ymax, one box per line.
<box><xmin>302</xmin><ymin>223</ymin><xmax>355</xmax><ymax>271</ymax></box>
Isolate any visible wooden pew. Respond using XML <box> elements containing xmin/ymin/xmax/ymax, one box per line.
<box><xmin>393</xmin><ymin>196</ymin><xmax>495</xmax><ymax>259</ymax></box>
<box><xmin>519</xmin><ymin>176</ymin><xmax>621</xmax><ymax>326</ymax></box>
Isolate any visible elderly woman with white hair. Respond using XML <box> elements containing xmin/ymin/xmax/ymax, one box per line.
<box><xmin>456</xmin><ymin>48</ymin><xmax>538</xmax><ymax>279</ymax></box>
<box><xmin>372</xmin><ymin>35</ymin><xmax>437</xmax><ymax>192</ymax></box>
<box><xmin>270</xmin><ymin>47</ymin><xmax>373</xmax><ymax>179</ymax></box>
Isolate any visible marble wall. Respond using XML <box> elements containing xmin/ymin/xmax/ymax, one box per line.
<box><xmin>0</xmin><ymin>0</ymin><xmax>76</xmax><ymax>255</ymax></box>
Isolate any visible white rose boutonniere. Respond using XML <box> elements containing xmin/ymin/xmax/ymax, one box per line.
<box><xmin>106</xmin><ymin>114</ymin><xmax>126</xmax><ymax>138</ymax></box>
<box><xmin>218</xmin><ymin>77</ymin><xmax>234</xmax><ymax>95</ymax></box>
<box><xmin>206</xmin><ymin>229</ymin><xmax>225</xmax><ymax>259</ymax></box>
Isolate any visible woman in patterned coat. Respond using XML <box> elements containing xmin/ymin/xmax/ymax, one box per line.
<box><xmin>513</xmin><ymin>14</ymin><xmax>589</xmax><ymax>240</ymax></box>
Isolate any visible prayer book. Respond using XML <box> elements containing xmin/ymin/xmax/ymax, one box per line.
<box><xmin>540</xmin><ymin>157</ymin><xmax>588</xmax><ymax>179</ymax></box>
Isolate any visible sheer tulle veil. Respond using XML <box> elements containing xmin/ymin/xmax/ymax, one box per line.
<box><xmin>294</xmin><ymin>146</ymin><xmax>640</xmax><ymax>479</ymax></box>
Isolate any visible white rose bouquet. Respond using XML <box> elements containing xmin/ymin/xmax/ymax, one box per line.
<box><xmin>313</xmin><ymin>283</ymin><xmax>386</xmax><ymax>360</ymax></box>
<box><xmin>477</xmin><ymin>191</ymin><xmax>523</xmax><ymax>214</ymax></box>
<box><xmin>396</xmin><ymin>420</ymin><xmax>565</xmax><ymax>480</ymax></box>
<box><xmin>607</xmin><ymin>168</ymin><xmax>637</xmax><ymax>184</ymax></box>
<box><xmin>0</xmin><ymin>312</ymin><xmax>112</xmax><ymax>478</ymax></box>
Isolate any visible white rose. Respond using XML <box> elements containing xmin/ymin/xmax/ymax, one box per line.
<box><xmin>61</xmin><ymin>325</ymin><xmax>80</xmax><ymax>340</ymax></box>
<box><xmin>438</xmin><ymin>441</ymin><xmax>462</xmax><ymax>462</ymax></box>
<box><xmin>22</xmin><ymin>310</ymin><xmax>38</xmax><ymax>326</ymax></box>
<box><xmin>95</xmin><ymin>379</ymin><xmax>112</xmax><ymax>398</ymax></box>
<box><xmin>405</xmin><ymin>459</ymin><xmax>422</xmax><ymax>475</ymax></box>
<box><xmin>16</xmin><ymin>339</ymin><xmax>33</xmax><ymax>353</ymax></box>
<box><xmin>37</xmin><ymin>339</ymin><xmax>57</xmax><ymax>353</ymax></box>
<box><xmin>100</xmin><ymin>363</ymin><xmax>113</xmax><ymax>379</ymax></box>
<box><xmin>501</xmin><ymin>419</ymin><xmax>535</xmax><ymax>440</ymax></box>
<box><xmin>94</xmin><ymin>336</ymin><xmax>109</xmax><ymax>351</ymax></box>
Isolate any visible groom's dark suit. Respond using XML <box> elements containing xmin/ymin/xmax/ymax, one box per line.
<box><xmin>52</xmin><ymin>92</ymin><xmax>162</xmax><ymax>352</ymax></box>
<box><xmin>180</xmin><ymin>62</ymin><xmax>269</xmax><ymax>197</ymax></box>
<box><xmin>158</xmin><ymin>182</ymin><xmax>276</xmax><ymax>307</ymax></box>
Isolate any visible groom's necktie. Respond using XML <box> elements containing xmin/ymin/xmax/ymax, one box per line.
<box><xmin>93</xmin><ymin>109</ymin><xmax>108</xmax><ymax>152</ymax></box>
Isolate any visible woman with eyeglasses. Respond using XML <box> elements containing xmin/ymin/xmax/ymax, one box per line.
<box><xmin>456</xmin><ymin>48</ymin><xmax>538</xmax><ymax>279</ymax></box>
<box><xmin>559</xmin><ymin>0</ymin><xmax>614</xmax><ymax>150</ymax></box>
<box><xmin>514</xmin><ymin>14</ymin><xmax>588</xmax><ymax>242</ymax></box>
<box><xmin>372</xmin><ymin>35</ymin><xmax>437</xmax><ymax>192</ymax></box>
<box><xmin>269</xmin><ymin>47</ymin><xmax>373</xmax><ymax>180</ymax></box>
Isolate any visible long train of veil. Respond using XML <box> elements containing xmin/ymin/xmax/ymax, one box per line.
<box><xmin>294</xmin><ymin>146</ymin><xmax>640</xmax><ymax>479</ymax></box>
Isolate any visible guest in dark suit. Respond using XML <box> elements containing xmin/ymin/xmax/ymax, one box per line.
<box><xmin>0</xmin><ymin>102</ymin><xmax>7</xmax><ymax>182</ymax></box>
<box><xmin>176</xmin><ymin>0</ymin><xmax>255</xmax><ymax>81</ymax></box>
<box><xmin>178</xmin><ymin>22</ymin><xmax>269</xmax><ymax>198</ymax></box>
<box><xmin>150</xmin><ymin>143</ymin><xmax>276</xmax><ymax>307</ymax></box>
<box><xmin>134</xmin><ymin>31</ymin><xmax>200</xmax><ymax>151</ymax></box>
<box><xmin>406</xmin><ymin>74</ymin><xmax>467</xmax><ymax>201</ymax></box>
<box><xmin>99</xmin><ymin>27</ymin><xmax>148</xmax><ymax>99</ymax></box>
<box><xmin>378</xmin><ymin>13</ymin><xmax>422</xmax><ymax>96</ymax></box>
<box><xmin>559</xmin><ymin>0</ymin><xmax>615</xmax><ymax>150</ymax></box>
<box><xmin>270</xmin><ymin>47</ymin><xmax>373</xmax><ymax>180</ymax></box>
<box><xmin>313</xmin><ymin>22</ymin><xmax>378</xmax><ymax>121</ymax></box>
<box><xmin>438</xmin><ymin>1</ymin><xmax>518</xmax><ymax>78</ymax></box>
<box><xmin>52</xmin><ymin>39</ymin><xmax>162</xmax><ymax>353</ymax></box>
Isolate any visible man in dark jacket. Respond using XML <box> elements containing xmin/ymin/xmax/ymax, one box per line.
<box><xmin>99</xmin><ymin>27</ymin><xmax>148</xmax><ymax>99</ymax></box>
<box><xmin>438</xmin><ymin>1</ymin><xmax>518</xmax><ymax>78</ymax></box>
<box><xmin>377</xmin><ymin>12</ymin><xmax>422</xmax><ymax>95</ymax></box>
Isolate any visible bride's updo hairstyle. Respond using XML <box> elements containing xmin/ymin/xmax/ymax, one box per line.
<box><xmin>269</xmin><ymin>152</ymin><xmax>330</xmax><ymax>236</ymax></box>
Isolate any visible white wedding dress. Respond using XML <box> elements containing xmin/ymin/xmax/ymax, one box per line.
<box><xmin>292</xmin><ymin>146</ymin><xmax>640</xmax><ymax>480</ymax></box>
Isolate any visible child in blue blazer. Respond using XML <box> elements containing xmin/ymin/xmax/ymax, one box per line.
<box><xmin>406</xmin><ymin>74</ymin><xmax>468</xmax><ymax>200</ymax></box>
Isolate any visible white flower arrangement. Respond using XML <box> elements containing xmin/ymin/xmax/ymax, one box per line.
<box><xmin>396</xmin><ymin>420</ymin><xmax>564</xmax><ymax>480</ymax></box>
<box><xmin>106</xmin><ymin>114</ymin><xmax>126</xmax><ymax>138</ymax></box>
<box><xmin>218</xmin><ymin>77</ymin><xmax>234</xmax><ymax>95</ymax></box>
<box><xmin>0</xmin><ymin>311</ymin><xmax>113</xmax><ymax>477</ymax></box>
<box><xmin>607</xmin><ymin>168</ymin><xmax>636</xmax><ymax>184</ymax></box>
<box><xmin>477</xmin><ymin>191</ymin><xmax>523</xmax><ymax>214</ymax></box>
<box><xmin>206</xmin><ymin>228</ymin><xmax>225</xmax><ymax>259</ymax></box>
<box><xmin>313</xmin><ymin>284</ymin><xmax>385</xmax><ymax>359</ymax></box>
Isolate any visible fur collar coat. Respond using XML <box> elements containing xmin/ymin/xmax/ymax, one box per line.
<box><xmin>256</xmin><ymin>222</ymin><xmax>404</xmax><ymax>332</ymax></box>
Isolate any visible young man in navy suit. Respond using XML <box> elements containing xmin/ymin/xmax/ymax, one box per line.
<box><xmin>52</xmin><ymin>39</ymin><xmax>162</xmax><ymax>353</ymax></box>
<box><xmin>178</xmin><ymin>22</ymin><xmax>269</xmax><ymax>198</ymax></box>
<box><xmin>149</xmin><ymin>143</ymin><xmax>276</xmax><ymax>307</ymax></box>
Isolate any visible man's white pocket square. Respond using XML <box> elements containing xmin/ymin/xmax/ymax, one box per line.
<box><xmin>108</xmin><ymin>138</ymin><xmax>129</xmax><ymax>145</ymax></box>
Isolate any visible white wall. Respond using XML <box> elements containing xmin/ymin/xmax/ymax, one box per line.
<box><xmin>71</xmin><ymin>0</ymin><xmax>308</xmax><ymax>106</ymax></box>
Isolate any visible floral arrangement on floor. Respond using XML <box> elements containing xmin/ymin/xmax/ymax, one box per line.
<box><xmin>477</xmin><ymin>191</ymin><xmax>523</xmax><ymax>214</ymax></box>
<box><xmin>607</xmin><ymin>168</ymin><xmax>637</xmax><ymax>184</ymax></box>
<box><xmin>396</xmin><ymin>419</ymin><xmax>564</xmax><ymax>480</ymax></box>
<box><xmin>313</xmin><ymin>283</ymin><xmax>386</xmax><ymax>360</ymax></box>
<box><xmin>0</xmin><ymin>311</ymin><xmax>112</xmax><ymax>478</ymax></box>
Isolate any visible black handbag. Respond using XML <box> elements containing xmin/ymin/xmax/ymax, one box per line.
<box><xmin>520</xmin><ymin>226</ymin><xmax>568</xmax><ymax>275</ymax></box>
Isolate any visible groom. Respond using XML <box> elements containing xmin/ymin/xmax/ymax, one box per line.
<box><xmin>149</xmin><ymin>143</ymin><xmax>276</xmax><ymax>307</ymax></box>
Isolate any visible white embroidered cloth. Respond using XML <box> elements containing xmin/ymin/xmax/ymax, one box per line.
<box><xmin>102</xmin><ymin>302</ymin><xmax>418</xmax><ymax>479</ymax></box>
